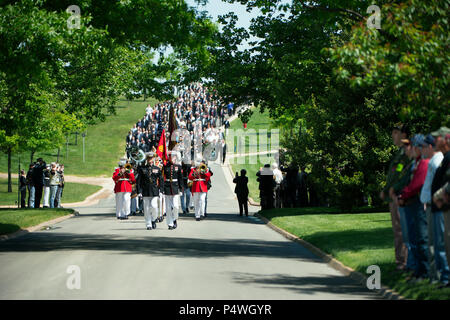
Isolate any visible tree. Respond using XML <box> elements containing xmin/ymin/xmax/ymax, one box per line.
<box><xmin>329</xmin><ymin>0</ymin><xmax>449</xmax><ymax>129</ymax></box>
<box><xmin>200</xmin><ymin>0</ymin><xmax>436</xmax><ymax>209</ymax></box>
<box><xmin>0</xmin><ymin>0</ymin><xmax>217</xmax><ymax>192</ymax></box>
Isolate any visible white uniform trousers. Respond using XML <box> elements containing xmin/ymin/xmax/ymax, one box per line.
<box><xmin>158</xmin><ymin>192</ymin><xmax>165</xmax><ymax>218</ymax></box>
<box><xmin>143</xmin><ymin>196</ymin><xmax>159</xmax><ymax>228</ymax></box>
<box><xmin>116</xmin><ymin>192</ymin><xmax>131</xmax><ymax>218</ymax></box>
<box><xmin>193</xmin><ymin>192</ymin><xmax>207</xmax><ymax>219</ymax></box>
<box><xmin>115</xmin><ymin>193</ymin><xmax>121</xmax><ymax>218</ymax></box>
<box><xmin>164</xmin><ymin>194</ymin><xmax>180</xmax><ymax>227</ymax></box>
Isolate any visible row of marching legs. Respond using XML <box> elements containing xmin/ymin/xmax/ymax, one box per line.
<box><xmin>115</xmin><ymin>191</ymin><xmax>208</xmax><ymax>230</ymax></box>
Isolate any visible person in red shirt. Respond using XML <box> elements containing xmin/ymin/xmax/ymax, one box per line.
<box><xmin>398</xmin><ymin>134</ymin><xmax>430</xmax><ymax>282</ymax></box>
<box><xmin>189</xmin><ymin>161</ymin><xmax>211</xmax><ymax>221</ymax></box>
<box><xmin>113</xmin><ymin>161</ymin><xmax>136</xmax><ymax>220</ymax></box>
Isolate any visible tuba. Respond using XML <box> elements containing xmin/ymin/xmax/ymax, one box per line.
<box><xmin>130</xmin><ymin>149</ymin><xmax>146</xmax><ymax>165</ymax></box>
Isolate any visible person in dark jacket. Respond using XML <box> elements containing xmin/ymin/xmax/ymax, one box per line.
<box><xmin>26</xmin><ymin>163</ymin><xmax>35</xmax><ymax>208</ymax></box>
<box><xmin>32</xmin><ymin>158</ymin><xmax>46</xmax><ymax>208</ymax></box>
<box><xmin>257</xmin><ymin>164</ymin><xmax>276</xmax><ymax>210</ymax></box>
<box><xmin>137</xmin><ymin>155</ymin><xmax>163</xmax><ymax>230</ymax></box>
<box><xmin>19</xmin><ymin>169</ymin><xmax>27</xmax><ymax>208</ymax></box>
<box><xmin>233</xmin><ymin>169</ymin><xmax>249</xmax><ymax>217</ymax></box>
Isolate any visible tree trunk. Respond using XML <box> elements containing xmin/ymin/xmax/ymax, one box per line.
<box><xmin>57</xmin><ymin>147</ymin><xmax>60</xmax><ymax>163</ymax></box>
<box><xmin>7</xmin><ymin>148</ymin><xmax>12</xmax><ymax>192</ymax></box>
<box><xmin>30</xmin><ymin>150</ymin><xmax>35</xmax><ymax>164</ymax></box>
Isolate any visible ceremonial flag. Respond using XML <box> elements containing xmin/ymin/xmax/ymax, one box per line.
<box><xmin>157</xmin><ymin>129</ymin><xmax>168</xmax><ymax>165</ymax></box>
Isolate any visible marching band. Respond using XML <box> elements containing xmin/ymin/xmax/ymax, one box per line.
<box><xmin>113</xmin><ymin>150</ymin><xmax>212</xmax><ymax>230</ymax></box>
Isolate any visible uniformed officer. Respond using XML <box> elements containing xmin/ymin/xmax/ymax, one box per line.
<box><xmin>137</xmin><ymin>154</ymin><xmax>163</xmax><ymax>230</ymax></box>
<box><xmin>162</xmin><ymin>152</ymin><xmax>183</xmax><ymax>230</ymax></box>
<box><xmin>113</xmin><ymin>160</ymin><xmax>136</xmax><ymax>220</ymax></box>
<box><xmin>189</xmin><ymin>161</ymin><xmax>211</xmax><ymax>221</ymax></box>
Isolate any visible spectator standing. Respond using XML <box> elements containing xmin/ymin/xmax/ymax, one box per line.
<box><xmin>398</xmin><ymin>134</ymin><xmax>430</xmax><ymax>282</ymax></box>
<box><xmin>55</xmin><ymin>164</ymin><xmax>65</xmax><ymax>208</ymax></box>
<box><xmin>49</xmin><ymin>163</ymin><xmax>61</xmax><ymax>209</ymax></box>
<box><xmin>257</xmin><ymin>164</ymin><xmax>275</xmax><ymax>210</ymax></box>
<box><xmin>42</xmin><ymin>164</ymin><xmax>51</xmax><ymax>208</ymax></box>
<box><xmin>431</xmin><ymin>127</ymin><xmax>450</xmax><ymax>288</ymax></box>
<box><xmin>32</xmin><ymin>158</ymin><xmax>46</xmax><ymax>208</ymax></box>
<box><xmin>381</xmin><ymin>124</ymin><xmax>410</xmax><ymax>271</ymax></box>
<box><xmin>19</xmin><ymin>169</ymin><xmax>27</xmax><ymax>208</ymax></box>
<box><xmin>26</xmin><ymin>163</ymin><xmax>35</xmax><ymax>208</ymax></box>
<box><xmin>233</xmin><ymin>169</ymin><xmax>249</xmax><ymax>217</ymax></box>
<box><xmin>272</xmin><ymin>163</ymin><xmax>283</xmax><ymax>208</ymax></box>
<box><xmin>419</xmin><ymin>134</ymin><xmax>447</xmax><ymax>284</ymax></box>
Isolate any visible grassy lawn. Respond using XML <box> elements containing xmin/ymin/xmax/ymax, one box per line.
<box><xmin>0</xmin><ymin>98</ymin><xmax>157</xmax><ymax>177</ymax></box>
<box><xmin>0</xmin><ymin>178</ymin><xmax>102</xmax><ymax>206</ymax></box>
<box><xmin>0</xmin><ymin>208</ymin><xmax>75</xmax><ymax>235</ymax></box>
<box><xmin>260</xmin><ymin>207</ymin><xmax>450</xmax><ymax>300</ymax></box>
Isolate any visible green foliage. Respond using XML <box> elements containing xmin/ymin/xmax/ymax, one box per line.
<box><xmin>0</xmin><ymin>0</ymin><xmax>217</xmax><ymax>191</ymax></box>
<box><xmin>329</xmin><ymin>0</ymin><xmax>450</xmax><ymax>128</ymax></box>
<box><xmin>202</xmin><ymin>0</ymin><xmax>447</xmax><ymax>209</ymax></box>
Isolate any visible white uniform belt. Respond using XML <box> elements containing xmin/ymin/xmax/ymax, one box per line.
<box><xmin>118</xmin><ymin>178</ymin><xmax>130</xmax><ymax>181</ymax></box>
<box><xmin>165</xmin><ymin>179</ymin><xmax>178</xmax><ymax>182</ymax></box>
<box><xmin>194</xmin><ymin>179</ymin><xmax>206</xmax><ymax>181</ymax></box>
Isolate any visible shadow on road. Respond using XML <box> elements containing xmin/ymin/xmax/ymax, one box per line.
<box><xmin>0</xmin><ymin>231</ymin><xmax>320</xmax><ymax>261</ymax></box>
<box><xmin>228</xmin><ymin>272</ymin><xmax>379</xmax><ymax>299</ymax></box>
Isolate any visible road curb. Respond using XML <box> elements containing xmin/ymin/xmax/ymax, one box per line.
<box><xmin>0</xmin><ymin>210</ymin><xmax>79</xmax><ymax>242</ymax></box>
<box><xmin>254</xmin><ymin>212</ymin><xmax>407</xmax><ymax>300</ymax></box>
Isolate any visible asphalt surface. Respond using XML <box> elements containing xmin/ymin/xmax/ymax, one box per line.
<box><xmin>0</xmin><ymin>163</ymin><xmax>381</xmax><ymax>299</ymax></box>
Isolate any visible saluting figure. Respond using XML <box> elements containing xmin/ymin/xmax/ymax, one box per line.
<box><xmin>113</xmin><ymin>161</ymin><xmax>136</xmax><ymax>220</ymax></box>
<box><xmin>162</xmin><ymin>152</ymin><xmax>183</xmax><ymax>230</ymax></box>
<box><xmin>137</xmin><ymin>154</ymin><xmax>163</xmax><ymax>230</ymax></box>
<box><xmin>189</xmin><ymin>161</ymin><xmax>211</xmax><ymax>221</ymax></box>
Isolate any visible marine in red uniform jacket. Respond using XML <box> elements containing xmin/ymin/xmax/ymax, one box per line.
<box><xmin>113</xmin><ymin>167</ymin><xmax>136</xmax><ymax>193</ymax></box>
<box><xmin>188</xmin><ymin>166</ymin><xmax>211</xmax><ymax>193</ymax></box>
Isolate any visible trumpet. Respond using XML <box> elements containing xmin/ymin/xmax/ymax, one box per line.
<box><xmin>196</xmin><ymin>163</ymin><xmax>208</xmax><ymax>175</ymax></box>
<box><xmin>124</xmin><ymin>163</ymin><xmax>132</xmax><ymax>173</ymax></box>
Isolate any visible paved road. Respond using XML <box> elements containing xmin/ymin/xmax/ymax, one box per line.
<box><xmin>0</xmin><ymin>163</ymin><xmax>381</xmax><ymax>299</ymax></box>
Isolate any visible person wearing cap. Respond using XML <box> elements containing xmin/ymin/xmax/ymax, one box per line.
<box><xmin>113</xmin><ymin>160</ymin><xmax>136</xmax><ymax>220</ymax></box>
<box><xmin>189</xmin><ymin>160</ymin><xmax>212</xmax><ymax>221</ymax></box>
<box><xmin>431</xmin><ymin>127</ymin><xmax>450</xmax><ymax>288</ymax></box>
<box><xmin>181</xmin><ymin>159</ymin><xmax>193</xmax><ymax>214</ymax></box>
<box><xmin>390</xmin><ymin>137</ymin><xmax>417</xmax><ymax>274</ymax></box>
<box><xmin>397</xmin><ymin>134</ymin><xmax>430</xmax><ymax>282</ymax></box>
<box><xmin>380</xmin><ymin>124</ymin><xmax>410</xmax><ymax>271</ymax></box>
<box><xmin>137</xmin><ymin>154</ymin><xmax>163</xmax><ymax>230</ymax></box>
<box><xmin>419</xmin><ymin>133</ymin><xmax>447</xmax><ymax>284</ymax></box>
<box><xmin>162</xmin><ymin>152</ymin><xmax>183</xmax><ymax>230</ymax></box>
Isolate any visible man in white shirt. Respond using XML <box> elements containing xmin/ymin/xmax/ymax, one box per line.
<box><xmin>419</xmin><ymin>134</ymin><xmax>447</xmax><ymax>284</ymax></box>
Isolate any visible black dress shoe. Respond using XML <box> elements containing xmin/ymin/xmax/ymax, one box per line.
<box><xmin>123</xmin><ymin>216</ymin><xmax>129</xmax><ymax>220</ymax></box>
<box><xmin>152</xmin><ymin>221</ymin><xmax>157</xmax><ymax>229</ymax></box>
<box><xmin>146</xmin><ymin>227</ymin><xmax>152</xmax><ymax>230</ymax></box>
<box><xmin>173</xmin><ymin>220</ymin><xmax>177</xmax><ymax>228</ymax></box>
<box><xmin>196</xmin><ymin>218</ymin><xmax>201</xmax><ymax>221</ymax></box>
<box><xmin>168</xmin><ymin>226</ymin><xmax>174</xmax><ymax>230</ymax></box>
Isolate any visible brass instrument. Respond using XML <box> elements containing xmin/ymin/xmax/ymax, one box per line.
<box><xmin>124</xmin><ymin>163</ymin><xmax>132</xmax><ymax>173</ymax></box>
<box><xmin>199</xmin><ymin>163</ymin><xmax>208</xmax><ymax>175</ymax></box>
